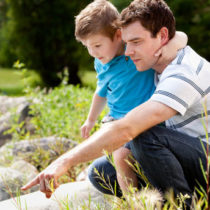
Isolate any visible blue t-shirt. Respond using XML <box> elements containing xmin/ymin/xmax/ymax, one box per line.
<box><xmin>95</xmin><ymin>55</ymin><xmax>155</xmax><ymax>119</ymax></box>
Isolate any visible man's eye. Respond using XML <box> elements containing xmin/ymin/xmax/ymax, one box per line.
<box><xmin>95</xmin><ymin>45</ymin><xmax>101</xmax><ymax>48</ymax></box>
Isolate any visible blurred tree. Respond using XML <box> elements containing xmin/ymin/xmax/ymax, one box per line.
<box><xmin>1</xmin><ymin>0</ymin><xmax>209</xmax><ymax>86</ymax></box>
<box><xmin>0</xmin><ymin>0</ymin><xmax>17</xmax><ymax>67</ymax></box>
<box><xmin>112</xmin><ymin>0</ymin><xmax>210</xmax><ymax>60</ymax></box>
<box><xmin>0</xmin><ymin>0</ymin><xmax>7</xmax><ymax>26</ymax></box>
<box><xmin>111</xmin><ymin>0</ymin><xmax>131</xmax><ymax>11</ymax></box>
<box><xmin>6</xmin><ymin>0</ymin><xmax>92</xmax><ymax>86</ymax></box>
<box><xmin>167</xmin><ymin>0</ymin><xmax>210</xmax><ymax>60</ymax></box>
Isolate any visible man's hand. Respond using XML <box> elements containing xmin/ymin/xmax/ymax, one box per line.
<box><xmin>21</xmin><ymin>157</ymin><xmax>68</xmax><ymax>198</ymax></box>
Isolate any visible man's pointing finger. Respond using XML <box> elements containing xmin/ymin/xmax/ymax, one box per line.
<box><xmin>21</xmin><ymin>176</ymin><xmax>40</xmax><ymax>191</ymax></box>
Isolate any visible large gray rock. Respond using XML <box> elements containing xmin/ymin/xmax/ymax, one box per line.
<box><xmin>0</xmin><ymin>96</ymin><xmax>31</xmax><ymax>146</ymax></box>
<box><xmin>0</xmin><ymin>112</ymin><xmax>12</xmax><ymax>146</ymax></box>
<box><xmin>0</xmin><ymin>136</ymin><xmax>77</xmax><ymax>164</ymax></box>
<box><xmin>12</xmin><ymin>136</ymin><xmax>78</xmax><ymax>156</ymax></box>
<box><xmin>0</xmin><ymin>180</ymin><xmax>111</xmax><ymax>210</ymax></box>
<box><xmin>0</xmin><ymin>96</ymin><xmax>27</xmax><ymax>115</ymax></box>
<box><xmin>0</xmin><ymin>167</ymin><xmax>24</xmax><ymax>201</ymax></box>
<box><xmin>0</xmin><ymin>161</ymin><xmax>39</xmax><ymax>201</ymax></box>
<box><xmin>10</xmin><ymin>160</ymin><xmax>39</xmax><ymax>183</ymax></box>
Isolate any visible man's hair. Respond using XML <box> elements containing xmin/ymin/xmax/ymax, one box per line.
<box><xmin>120</xmin><ymin>0</ymin><xmax>176</xmax><ymax>40</ymax></box>
<box><xmin>75</xmin><ymin>0</ymin><xmax>119</xmax><ymax>41</ymax></box>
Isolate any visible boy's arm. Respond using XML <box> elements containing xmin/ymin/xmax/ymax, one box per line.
<box><xmin>156</xmin><ymin>31</ymin><xmax>188</xmax><ymax>65</ymax></box>
<box><xmin>81</xmin><ymin>92</ymin><xmax>106</xmax><ymax>138</ymax></box>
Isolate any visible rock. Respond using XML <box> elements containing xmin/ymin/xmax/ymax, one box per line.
<box><xmin>0</xmin><ymin>112</ymin><xmax>12</xmax><ymax>146</ymax></box>
<box><xmin>10</xmin><ymin>160</ymin><xmax>39</xmax><ymax>182</ymax></box>
<box><xmin>13</xmin><ymin>136</ymin><xmax>78</xmax><ymax>156</ymax></box>
<box><xmin>0</xmin><ymin>142</ymin><xmax>14</xmax><ymax>165</ymax></box>
<box><xmin>76</xmin><ymin>166</ymin><xmax>89</xmax><ymax>181</ymax></box>
<box><xmin>0</xmin><ymin>136</ymin><xmax>78</xmax><ymax>167</ymax></box>
<box><xmin>0</xmin><ymin>97</ymin><xmax>32</xmax><ymax>146</ymax></box>
<box><xmin>0</xmin><ymin>167</ymin><xmax>23</xmax><ymax>201</ymax></box>
<box><xmin>0</xmin><ymin>180</ymin><xmax>112</xmax><ymax>210</ymax></box>
<box><xmin>0</xmin><ymin>162</ymin><xmax>40</xmax><ymax>201</ymax></box>
<box><xmin>0</xmin><ymin>96</ymin><xmax>27</xmax><ymax>115</ymax></box>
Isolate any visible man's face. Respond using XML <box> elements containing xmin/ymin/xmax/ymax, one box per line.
<box><xmin>121</xmin><ymin>20</ymin><xmax>162</xmax><ymax>71</ymax></box>
<box><xmin>81</xmin><ymin>32</ymin><xmax>121</xmax><ymax>64</ymax></box>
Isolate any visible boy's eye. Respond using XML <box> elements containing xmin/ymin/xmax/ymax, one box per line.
<box><xmin>95</xmin><ymin>45</ymin><xmax>101</xmax><ymax>48</ymax></box>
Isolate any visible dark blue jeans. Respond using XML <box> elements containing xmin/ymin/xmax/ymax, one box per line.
<box><xmin>88</xmin><ymin>126</ymin><xmax>208</xmax><ymax>205</ymax></box>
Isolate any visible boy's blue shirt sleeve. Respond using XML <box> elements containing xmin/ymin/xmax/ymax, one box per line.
<box><xmin>94</xmin><ymin>59</ymin><xmax>107</xmax><ymax>97</ymax></box>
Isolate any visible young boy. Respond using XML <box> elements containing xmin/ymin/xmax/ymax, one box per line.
<box><xmin>75</xmin><ymin>0</ymin><xmax>187</xmax><ymax>194</ymax></box>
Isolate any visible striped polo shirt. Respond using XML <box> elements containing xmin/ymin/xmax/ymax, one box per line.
<box><xmin>151</xmin><ymin>46</ymin><xmax>210</xmax><ymax>142</ymax></box>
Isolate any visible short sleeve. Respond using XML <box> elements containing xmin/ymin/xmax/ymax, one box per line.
<box><xmin>151</xmin><ymin>65</ymin><xmax>202</xmax><ymax>115</ymax></box>
<box><xmin>94</xmin><ymin>59</ymin><xmax>107</xmax><ymax>97</ymax></box>
<box><xmin>96</xmin><ymin>80</ymin><xmax>107</xmax><ymax>97</ymax></box>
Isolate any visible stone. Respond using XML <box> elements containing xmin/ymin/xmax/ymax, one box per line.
<box><xmin>12</xmin><ymin>136</ymin><xmax>78</xmax><ymax>156</ymax></box>
<box><xmin>76</xmin><ymin>166</ymin><xmax>89</xmax><ymax>181</ymax></box>
<box><xmin>0</xmin><ymin>112</ymin><xmax>12</xmax><ymax>146</ymax></box>
<box><xmin>0</xmin><ymin>96</ymin><xmax>27</xmax><ymax>115</ymax></box>
<box><xmin>10</xmin><ymin>160</ymin><xmax>39</xmax><ymax>182</ymax></box>
<box><xmin>0</xmin><ymin>97</ymin><xmax>32</xmax><ymax>146</ymax></box>
<box><xmin>0</xmin><ymin>167</ymin><xmax>23</xmax><ymax>201</ymax></box>
<box><xmin>0</xmin><ymin>180</ymin><xmax>111</xmax><ymax>210</ymax></box>
<box><xmin>0</xmin><ymin>136</ymin><xmax>78</xmax><ymax>167</ymax></box>
<box><xmin>0</xmin><ymin>162</ymin><xmax>40</xmax><ymax>202</ymax></box>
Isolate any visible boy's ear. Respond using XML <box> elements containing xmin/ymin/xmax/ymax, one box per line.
<box><xmin>115</xmin><ymin>29</ymin><xmax>122</xmax><ymax>40</ymax></box>
<box><xmin>159</xmin><ymin>27</ymin><xmax>169</xmax><ymax>46</ymax></box>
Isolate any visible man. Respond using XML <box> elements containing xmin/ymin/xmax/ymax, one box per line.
<box><xmin>22</xmin><ymin>0</ymin><xmax>210</xmax><ymax>207</ymax></box>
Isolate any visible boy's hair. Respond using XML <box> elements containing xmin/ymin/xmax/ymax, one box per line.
<box><xmin>75</xmin><ymin>0</ymin><xmax>119</xmax><ymax>41</ymax></box>
<box><xmin>120</xmin><ymin>0</ymin><xmax>176</xmax><ymax>40</ymax></box>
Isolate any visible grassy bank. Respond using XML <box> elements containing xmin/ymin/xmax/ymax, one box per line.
<box><xmin>0</xmin><ymin>67</ymin><xmax>96</xmax><ymax>96</ymax></box>
<box><xmin>0</xmin><ymin>68</ymin><xmax>42</xmax><ymax>96</ymax></box>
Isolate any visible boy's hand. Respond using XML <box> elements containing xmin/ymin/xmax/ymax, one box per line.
<box><xmin>155</xmin><ymin>31</ymin><xmax>188</xmax><ymax>66</ymax></box>
<box><xmin>81</xmin><ymin>120</ymin><xmax>95</xmax><ymax>139</ymax></box>
<box><xmin>154</xmin><ymin>45</ymin><xmax>175</xmax><ymax>66</ymax></box>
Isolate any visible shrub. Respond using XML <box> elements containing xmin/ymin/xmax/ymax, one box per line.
<box><xmin>28</xmin><ymin>85</ymin><xmax>106</xmax><ymax>142</ymax></box>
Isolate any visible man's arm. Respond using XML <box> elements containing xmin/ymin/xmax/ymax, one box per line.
<box><xmin>21</xmin><ymin>100</ymin><xmax>177</xmax><ymax>197</ymax></box>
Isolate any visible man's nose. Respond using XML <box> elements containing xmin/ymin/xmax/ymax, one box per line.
<box><xmin>125</xmin><ymin>45</ymin><xmax>134</xmax><ymax>56</ymax></box>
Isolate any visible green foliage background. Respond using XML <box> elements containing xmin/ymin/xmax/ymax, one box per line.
<box><xmin>29</xmin><ymin>85</ymin><xmax>95</xmax><ymax>141</ymax></box>
<box><xmin>111</xmin><ymin>0</ymin><xmax>210</xmax><ymax>60</ymax></box>
<box><xmin>0</xmin><ymin>0</ymin><xmax>209</xmax><ymax>87</ymax></box>
<box><xmin>0</xmin><ymin>0</ymin><xmax>92</xmax><ymax>86</ymax></box>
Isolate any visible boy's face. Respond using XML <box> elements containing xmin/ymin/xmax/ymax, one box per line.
<box><xmin>121</xmin><ymin>20</ymin><xmax>162</xmax><ymax>72</ymax></box>
<box><xmin>81</xmin><ymin>32</ymin><xmax>122</xmax><ymax>64</ymax></box>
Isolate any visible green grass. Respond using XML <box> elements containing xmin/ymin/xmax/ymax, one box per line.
<box><xmin>0</xmin><ymin>67</ymin><xmax>42</xmax><ymax>96</ymax></box>
<box><xmin>79</xmin><ymin>70</ymin><xmax>97</xmax><ymax>90</ymax></box>
<box><xmin>0</xmin><ymin>68</ymin><xmax>96</xmax><ymax>96</ymax></box>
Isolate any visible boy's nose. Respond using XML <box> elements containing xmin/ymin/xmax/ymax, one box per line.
<box><xmin>88</xmin><ymin>49</ymin><xmax>97</xmax><ymax>58</ymax></box>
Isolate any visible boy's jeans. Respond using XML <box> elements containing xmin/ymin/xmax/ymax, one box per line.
<box><xmin>88</xmin><ymin>126</ymin><xmax>208</xmax><ymax>204</ymax></box>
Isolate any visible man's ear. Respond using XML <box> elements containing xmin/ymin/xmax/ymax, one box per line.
<box><xmin>159</xmin><ymin>27</ymin><xmax>169</xmax><ymax>46</ymax></box>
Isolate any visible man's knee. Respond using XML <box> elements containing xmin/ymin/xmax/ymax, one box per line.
<box><xmin>88</xmin><ymin>158</ymin><xmax>103</xmax><ymax>184</ymax></box>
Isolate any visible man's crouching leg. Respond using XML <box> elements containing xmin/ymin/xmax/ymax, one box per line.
<box><xmin>88</xmin><ymin>155</ymin><xmax>122</xmax><ymax>197</ymax></box>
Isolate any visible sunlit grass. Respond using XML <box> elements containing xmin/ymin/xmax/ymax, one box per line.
<box><xmin>0</xmin><ymin>68</ymin><xmax>96</xmax><ymax>96</ymax></box>
<box><xmin>0</xmin><ymin>68</ymin><xmax>42</xmax><ymax>96</ymax></box>
<box><xmin>79</xmin><ymin>70</ymin><xmax>97</xmax><ymax>90</ymax></box>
